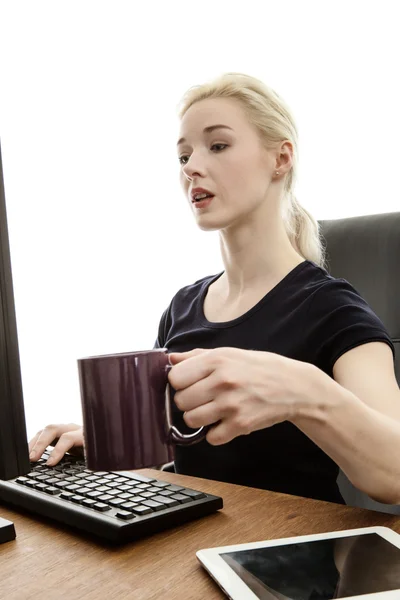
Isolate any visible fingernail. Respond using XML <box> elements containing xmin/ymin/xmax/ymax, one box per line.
<box><xmin>29</xmin><ymin>451</ymin><xmax>36</xmax><ymax>460</ymax></box>
<box><xmin>46</xmin><ymin>456</ymin><xmax>55</xmax><ymax>466</ymax></box>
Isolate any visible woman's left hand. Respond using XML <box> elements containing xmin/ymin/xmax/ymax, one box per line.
<box><xmin>168</xmin><ymin>347</ymin><xmax>314</xmax><ymax>445</ymax></box>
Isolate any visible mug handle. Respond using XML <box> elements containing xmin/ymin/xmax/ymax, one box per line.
<box><xmin>165</xmin><ymin>364</ymin><xmax>210</xmax><ymax>445</ymax></box>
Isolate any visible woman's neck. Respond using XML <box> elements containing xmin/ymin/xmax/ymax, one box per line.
<box><xmin>217</xmin><ymin>221</ymin><xmax>305</xmax><ymax>297</ymax></box>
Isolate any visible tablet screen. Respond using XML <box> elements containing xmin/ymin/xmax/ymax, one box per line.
<box><xmin>220</xmin><ymin>533</ymin><xmax>400</xmax><ymax>599</ymax></box>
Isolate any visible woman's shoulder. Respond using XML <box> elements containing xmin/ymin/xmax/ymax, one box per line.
<box><xmin>302</xmin><ymin>260</ymin><xmax>368</xmax><ymax>305</ymax></box>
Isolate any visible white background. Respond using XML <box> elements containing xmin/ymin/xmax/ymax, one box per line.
<box><xmin>0</xmin><ymin>0</ymin><xmax>398</xmax><ymax>439</ymax></box>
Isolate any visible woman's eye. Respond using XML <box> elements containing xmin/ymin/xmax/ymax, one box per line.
<box><xmin>211</xmin><ymin>143</ymin><xmax>227</xmax><ymax>152</ymax></box>
<box><xmin>178</xmin><ymin>143</ymin><xmax>228</xmax><ymax>165</ymax></box>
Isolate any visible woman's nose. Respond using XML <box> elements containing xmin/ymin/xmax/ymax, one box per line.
<box><xmin>182</xmin><ymin>154</ymin><xmax>205</xmax><ymax>180</ymax></box>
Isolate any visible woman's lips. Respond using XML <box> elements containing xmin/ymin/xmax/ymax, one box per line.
<box><xmin>193</xmin><ymin>195</ymin><xmax>214</xmax><ymax>209</ymax></box>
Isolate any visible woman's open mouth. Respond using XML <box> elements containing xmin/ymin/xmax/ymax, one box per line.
<box><xmin>192</xmin><ymin>195</ymin><xmax>214</xmax><ymax>209</ymax></box>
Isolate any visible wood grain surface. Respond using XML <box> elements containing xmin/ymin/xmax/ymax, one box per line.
<box><xmin>1</xmin><ymin>469</ymin><xmax>399</xmax><ymax>599</ymax></box>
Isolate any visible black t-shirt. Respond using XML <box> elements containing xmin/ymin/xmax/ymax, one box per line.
<box><xmin>154</xmin><ymin>260</ymin><xmax>395</xmax><ymax>503</ymax></box>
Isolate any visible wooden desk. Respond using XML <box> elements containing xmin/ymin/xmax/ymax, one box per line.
<box><xmin>1</xmin><ymin>469</ymin><xmax>400</xmax><ymax>599</ymax></box>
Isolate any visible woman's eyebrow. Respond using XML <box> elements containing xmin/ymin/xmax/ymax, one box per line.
<box><xmin>177</xmin><ymin>124</ymin><xmax>234</xmax><ymax>146</ymax></box>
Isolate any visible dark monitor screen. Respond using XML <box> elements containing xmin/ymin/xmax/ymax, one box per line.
<box><xmin>0</xmin><ymin>140</ymin><xmax>31</xmax><ymax>481</ymax></box>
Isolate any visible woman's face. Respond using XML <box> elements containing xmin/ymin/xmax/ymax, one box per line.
<box><xmin>177</xmin><ymin>97</ymin><xmax>278</xmax><ymax>232</ymax></box>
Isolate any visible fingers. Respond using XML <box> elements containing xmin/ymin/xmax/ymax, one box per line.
<box><xmin>174</xmin><ymin>374</ymin><xmax>216</xmax><ymax>412</ymax></box>
<box><xmin>168</xmin><ymin>348</ymin><xmax>208</xmax><ymax>365</ymax></box>
<box><xmin>29</xmin><ymin>423</ymin><xmax>83</xmax><ymax>466</ymax></box>
<box><xmin>205</xmin><ymin>421</ymin><xmax>236</xmax><ymax>446</ymax></box>
<box><xmin>168</xmin><ymin>350</ymin><xmax>215</xmax><ymax>390</ymax></box>
<box><xmin>183</xmin><ymin>402</ymin><xmax>221</xmax><ymax>429</ymax></box>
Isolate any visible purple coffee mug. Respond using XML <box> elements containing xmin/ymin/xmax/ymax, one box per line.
<box><xmin>78</xmin><ymin>348</ymin><xmax>208</xmax><ymax>471</ymax></box>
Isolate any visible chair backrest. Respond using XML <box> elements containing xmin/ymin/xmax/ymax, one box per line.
<box><xmin>319</xmin><ymin>211</ymin><xmax>400</xmax><ymax>384</ymax></box>
<box><xmin>319</xmin><ymin>211</ymin><xmax>400</xmax><ymax>513</ymax></box>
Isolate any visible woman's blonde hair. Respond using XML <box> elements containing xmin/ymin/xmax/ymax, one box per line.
<box><xmin>177</xmin><ymin>72</ymin><xmax>326</xmax><ymax>268</ymax></box>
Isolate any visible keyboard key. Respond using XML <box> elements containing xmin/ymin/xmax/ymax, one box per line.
<box><xmin>138</xmin><ymin>491</ymin><xmax>155</xmax><ymax>498</ymax></box>
<box><xmin>95</xmin><ymin>486</ymin><xmax>111</xmax><ymax>493</ymax></box>
<box><xmin>34</xmin><ymin>483</ymin><xmax>49</xmax><ymax>491</ymax></box>
<box><xmin>96</xmin><ymin>478</ymin><xmax>112</xmax><ymax>485</ymax></box>
<box><xmin>60</xmin><ymin>491</ymin><xmax>75</xmax><ymax>500</ymax></box>
<box><xmin>93</xmin><ymin>503</ymin><xmax>110</xmax><ymax>512</ymax></box>
<box><xmin>16</xmin><ymin>477</ymin><xmax>29</xmax><ymax>484</ymax></box>
<box><xmin>55</xmin><ymin>481</ymin><xmax>71</xmax><ymax>489</ymax></box>
<box><xmin>180</xmin><ymin>489</ymin><xmax>206</xmax><ymax>499</ymax></box>
<box><xmin>44</xmin><ymin>486</ymin><xmax>59</xmax><ymax>495</ymax></box>
<box><xmin>166</xmin><ymin>485</ymin><xmax>185</xmax><ymax>492</ymax></box>
<box><xmin>129</xmin><ymin>495</ymin><xmax>147</xmax><ymax>503</ymax></box>
<box><xmin>125</xmin><ymin>473</ymin><xmax>157</xmax><ymax>484</ymax></box>
<box><xmin>151</xmin><ymin>481</ymin><xmax>170</xmax><ymax>488</ymax></box>
<box><xmin>135</xmin><ymin>483</ymin><xmax>152</xmax><ymax>489</ymax></box>
<box><xmin>82</xmin><ymin>499</ymin><xmax>97</xmax><ymax>507</ymax></box>
<box><xmin>103</xmin><ymin>474</ymin><xmax>119</xmax><ymax>480</ymax></box>
<box><xmin>87</xmin><ymin>491</ymin><xmax>103</xmax><ymax>499</ymax></box>
<box><xmin>141</xmin><ymin>500</ymin><xmax>164</xmax><ymax>511</ymax></box>
<box><xmin>115</xmin><ymin>510</ymin><xmax>135</xmax><ymax>520</ymax></box>
<box><xmin>70</xmin><ymin>495</ymin><xmax>86</xmax><ymax>504</ymax></box>
<box><xmin>104</xmin><ymin>481</ymin><xmax>121</xmax><ymax>489</ymax></box>
<box><xmin>170</xmin><ymin>494</ymin><xmax>192</xmax><ymax>504</ymax></box>
<box><xmin>118</xmin><ymin>493</ymin><xmax>131</xmax><ymax>500</ymax></box>
<box><xmin>24</xmin><ymin>481</ymin><xmax>37</xmax><ymax>488</ymax></box>
<box><xmin>98</xmin><ymin>495</ymin><xmax>113</xmax><ymax>503</ymax></box>
<box><xmin>113</xmin><ymin>477</ymin><xmax>129</xmax><ymax>484</ymax></box>
<box><xmin>120</xmin><ymin>502</ymin><xmax>137</xmax><ymax>511</ymax></box>
<box><xmin>152</xmin><ymin>495</ymin><xmax>179</xmax><ymax>507</ymax></box>
<box><xmin>118</xmin><ymin>485</ymin><xmax>132</xmax><ymax>492</ymax></box>
<box><xmin>45</xmin><ymin>478</ymin><xmax>61</xmax><ymax>485</ymax></box>
<box><xmin>65</xmin><ymin>484</ymin><xmax>80</xmax><ymax>492</ymax></box>
<box><xmin>76</xmin><ymin>487</ymin><xmax>92</xmax><ymax>496</ymax></box>
<box><xmin>157</xmin><ymin>490</ymin><xmax>174</xmax><ymax>497</ymax></box>
<box><xmin>109</xmin><ymin>499</ymin><xmax>126</xmax><ymax>507</ymax></box>
<box><xmin>29</xmin><ymin>472</ymin><xmax>46</xmax><ymax>479</ymax></box>
<box><xmin>94</xmin><ymin>472</ymin><xmax>109</xmax><ymax>476</ymax></box>
<box><xmin>131</xmin><ymin>505</ymin><xmax>153</xmax><ymax>515</ymax></box>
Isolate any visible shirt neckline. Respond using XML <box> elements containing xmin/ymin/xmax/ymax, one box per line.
<box><xmin>199</xmin><ymin>259</ymin><xmax>312</xmax><ymax>329</ymax></box>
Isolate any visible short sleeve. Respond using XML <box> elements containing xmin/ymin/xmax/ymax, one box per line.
<box><xmin>306</xmin><ymin>279</ymin><xmax>395</xmax><ymax>376</ymax></box>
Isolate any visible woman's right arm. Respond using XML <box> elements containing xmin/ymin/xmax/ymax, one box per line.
<box><xmin>28</xmin><ymin>423</ymin><xmax>84</xmax><ymax>466</ymax></box>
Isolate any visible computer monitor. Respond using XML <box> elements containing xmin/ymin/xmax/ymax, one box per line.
<box><xmin>0</xmin><ymin>140</ymin><xmax>31</xmax><ymax>483</ymax></box>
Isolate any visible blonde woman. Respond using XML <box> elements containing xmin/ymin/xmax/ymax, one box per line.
<box><xmin>29</xmin><ymin>73</ymin><xmax>400</xmax><ymax>505</ymax></box>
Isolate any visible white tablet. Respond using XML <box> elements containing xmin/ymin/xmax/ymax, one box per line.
<box><xmin>196</xmin><ymin>526</ymin><xmax>400</xmax><ymax>599</ymax></box>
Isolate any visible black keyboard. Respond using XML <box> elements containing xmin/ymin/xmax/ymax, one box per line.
<box><xmin>0</xmin><ymin>449</ymin><xmax>223</xmax><ymax>543</ymax></box>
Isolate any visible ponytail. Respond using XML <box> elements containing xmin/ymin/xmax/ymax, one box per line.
<box><xmin>285</xmin><ymin>194</ymin><xmax>326</xmax><ymax>268</ymax></box>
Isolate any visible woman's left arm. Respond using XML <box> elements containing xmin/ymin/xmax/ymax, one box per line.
<box><xmin>169</xmin><ymin>342</ymin><xmax>400</xmax><ymax>504</ymax></box>
<box><xmin>293</xmin><ymin>340</ymin><xmax>400</xmax><ymax>505</ymax></box>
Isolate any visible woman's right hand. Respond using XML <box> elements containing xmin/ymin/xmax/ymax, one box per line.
<box><xmin>28</xmin><ymin>423</ymin><xmax>84</xmax><ymax>466</ymax></box>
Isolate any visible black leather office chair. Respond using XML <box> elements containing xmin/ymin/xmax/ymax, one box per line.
<box><xmin>319</xmin><ymin>211</ymin><xmax>400</xmax><ymax>513</ymax></box>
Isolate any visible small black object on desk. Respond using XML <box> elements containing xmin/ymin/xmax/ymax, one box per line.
<box><xmin>0</xmin><ymin>516</ymin><xmax>16</xmax><ymax>543</ymax></box>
